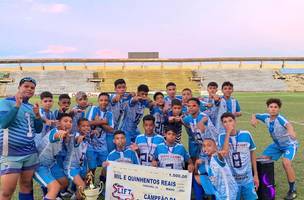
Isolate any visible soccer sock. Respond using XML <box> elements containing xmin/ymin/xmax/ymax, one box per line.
<box><xmin>41</xmin><ymin>186</ymin><xmax>48</xmax><ymax>196</ymax></box>
<box><xmin>192</xmin><ymin>177</ymin><xmax>204</xmax><ymax>200</ymax></box>
<box><xmin>19</xmin><ymin>191</ymin><xmax>34</xmax><ymax>200</ymax></box>
<box><xmin>288</xmin><ymin>181</ymin><xmax>296</xmax><ymax>192</ymax></box>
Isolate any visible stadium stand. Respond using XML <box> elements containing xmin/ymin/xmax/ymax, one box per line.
<box><xmin>273</xmin><ymin>69</ymin><xmax>304</xmax><ymax>91</ymax></box>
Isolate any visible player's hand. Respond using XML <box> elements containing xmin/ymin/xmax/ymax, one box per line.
<box><xmin>151</xmin><ymin>160</ymin><xmax>158</xmax><ymax>167</ymax></box>
<box><xmin>226</xmin><ymin>125</ymin><xmax>234</xmax><ymax>135</ymax></box>
<box><xmin>168</xmin><ymin>116</ymin><xmax>175</xmax><ymax>123</ymax></box>
<box><xmin>56</xmin><ymin>130</ymin><xmax>68</xmax><ymax>139</ymax></box>
<box><xmin>113</xmin><ymin>94</ymin><xmax>123</xmax><ymax>102</ymax></box>
<box><xmin>102</xmin><ymin>161</ymin><xmax>110</xmax><ymax>167</ymax></box>
<box><xmin>218</xmin><ymin>150</ymin><xmax>228</xmax><ymax>158</ymax></box>
<box><xmin>175</xmin><ymin>116</ymin><xmax>182</xmax><ymax>122</ymax></box>
<box><xmin>33</xmin><ymin>103</ymin><xmax>40</xmax><ymax>118</ymax></box>
<box><xmin>254</xmin><ymin>174</ymin><xmax>259</xmax><ymax>190</ymax></box>
<box><xmin>45</xmin><ymin>119</ymin><xmax>53</xmax><ymax>126</ymax></box>
<box><xmin>195</xmin><ymin>159</ymin><xmax>203</xmax><ymax>166</ymax></box>
<box><xmin>130</xmin><ymin>143</ymin><xmax>139</xmax><ymax>151</ymax></box>
<box><xmin>187</xmin><ymin>163</ymin><xmax>194</xmax><ymax>173</ymax></box>
<box><xmin>213</xmin><ymin>95</ymin><xmax>220</xmax><ymax>101</ymax></box>
<box><xmin>15</xmin><ymin>92</ymin><xmax>23</xmax><ymax>108</ymax></box>
<box><xmin>197</xmin><ymin>118</ymin><xmax>207</xmax><ymax>132</ymax></box>
<box><xmin>206</xmin><ymin>103</ymin><xmax>213</xmax><ymax>108</ymax></box>
<box><xmin>251</xmin><ymin>115</ymin><xmax>258</xmax><ymax>128</ymax></box>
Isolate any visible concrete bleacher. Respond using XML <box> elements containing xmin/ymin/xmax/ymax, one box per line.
<box><xmin>194</xmin><ymin>69</ymin><xmax>288</xmax><ymax>91</ymax></box>
<box><xmin>274</xmin><ymin>69</ymin><xmax>304</xmax><ymax>91</ymax></box>
<box><xmin>4</xmin><ymin>70</ymin><xmax>97</xmax><ymax>96</ymax></box>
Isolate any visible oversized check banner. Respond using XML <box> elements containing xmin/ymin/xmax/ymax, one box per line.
<box><xmin>105</xmin><ymin>161</ymin><xmax>192</xmax><ymax>200</ymax></box>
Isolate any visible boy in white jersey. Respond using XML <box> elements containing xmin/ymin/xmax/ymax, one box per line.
<box><xmin>131</xmin><ymin>115</ymin><xmax>165</xmax><ymax>166</ymax></box>
<box><xmin>194</xmin><ymin>136</ymin><xmax>238</xmax><ymax>200</ymax></box>
<box><xmin>251</xmin><ymin>98</ymin><xmax>298</xmax><ymax>200</ymax></box>
<box><xmin>164</xmin><ymin>82</ymin><xmax>182</xmax><ymax>109</ymax></box>
<box><xmin>218</xmin><ymin>113</ymin><xmax>259</xmax><ymax>200</ymax></box>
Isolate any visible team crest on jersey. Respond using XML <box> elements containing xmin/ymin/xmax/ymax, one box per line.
<box><xmin>112</xmin><ymin>183</ymin><xmax>134</xmax><ymax>200</ymax></box>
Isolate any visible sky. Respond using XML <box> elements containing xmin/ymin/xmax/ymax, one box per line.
<box><xmin>1</xmin><ymin>0</ymin><xmax>304</xmax><ymax>58</ymax></box>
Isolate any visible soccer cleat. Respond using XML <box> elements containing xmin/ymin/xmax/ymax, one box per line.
<box><xmin>284</xmin><ymin>190</ymin><xmax>297</xmax><ymax>200</ymax></box>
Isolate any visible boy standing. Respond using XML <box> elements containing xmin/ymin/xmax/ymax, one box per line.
<box><xmin>150</xmin><ymin>92</ymin><xmax>166</xmax><ymax>136</ymax></box>
<box><xmin>71</xmin><ymin>91</ymin><xmax>90</xmax><ymax>135</ymax></box>
<box><xmin>164</xmin><ymin>82</ymin><xmax>182</xmax><ymax>108</ymax></box>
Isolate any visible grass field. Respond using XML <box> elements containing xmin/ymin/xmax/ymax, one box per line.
<box><xmin>3</xmin><ymin>92</ymin><xmax>304</xmax><ymax>200</ymax></box>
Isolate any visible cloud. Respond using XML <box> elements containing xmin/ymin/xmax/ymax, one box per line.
<box><xmin>32</xmin><ymin>3</ymin><xmax>69</xmax><ymax>14</ymax></box>
<box><xmin>37</xmin><ymin>45</ymin><xmax>77</xmax><ymax>55</ymax></box>
<box><xmin>94</xmin><ymin>50</ymin><xmax>125</xmax><ymax>58</ymax></box>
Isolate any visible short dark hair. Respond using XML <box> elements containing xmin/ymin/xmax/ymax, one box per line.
<box><xmin>40</xmin><ymin>91</ymin><xmax>53</xmax><ymax>100</ymax></box>
<box><xmin>165</xmin><ymin>125</ymin><xmax>177</xmax><ymax>135</ymax></box>
<box><xmin>58</xmin><ymin>113</ymin><xmax>73</xmax><ymax>121</ymax></box>
<box><xmin>188</xmin><ymin>97</ymin><xmax>200</xmax><ymax>106</ymax></box>
<box><xmin>182</xmin><ymin>88</ymin><xmax>192</xmax><ymax>93</ymax></box>
<box><xmin>166</xmin><ymin>82</ymin><xmax>176</xmax><ymax>88</ymax></box>
<box><xmin>59</xmin><ymin>94</ymin><xmax>71</xmax><ymax>101</ymax></box>
<box><xmin>207</xmin><ymin>82</ymin><xmax>218</xmax><ymax>88</ymax></box>
<box><xmin>204</xmin><ymin>137</ymin><xmax>216</xmax><ymax>144</ymax></box>
<box><xmin>220</xmin><ymin>112</ymin><xmax>235</xmax><ymax>122</ymax></box>
<box><xmin>266</xmin><ymin>98</ymin><xmax>282</xmax><ymax>108</ymax></box>
<box><xmin>171</xmin><ymin>99</ymin><xmax>182</xmax><ymax>107</ymax></box>
<box><xmin>19</xmin><ymin>77</ymin><xmax>36</xmax><ymax>87</ymax></box>
<box><xmin>77</xmin><ymin>118</ymin><xmax>89</xmax><ymax>126</ymax></box>
<box><xmin>137</xmin><ymin>84</ymin><xmax>149</xmax><ymax>92</ymax></box>
<box><xmin>98</xmin><ymin>92</ymin><xmax>110</xmax><ymax>99</ymax></box>
<box><xmin>114</xmin><ymin>79</ymin><xmax>126</xmax><ymax>87</ymax></box>
<box><xmin>221</xmin><ymin>81</ymin><xmax>234</xmax><ymax>89</ymax></box>
<box><xmin>153</xmin><ymin>92</ymin><xmax>164</xmax><ymax>100</ymax></box>
<box><xmin>143</xmin><ymin>114</ymin><xmax>155</xmax><ymax>123</ymax></box>
<box><xmin>114</xmin><ymin>130</ymin><xmax>126</xmax><ymax>137</ymax></box>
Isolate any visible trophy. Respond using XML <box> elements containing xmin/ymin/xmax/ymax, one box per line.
<box><xmin>79</xmin><ymin>171</ymin><xmax>104</xmax><ymax>200</ymax></box>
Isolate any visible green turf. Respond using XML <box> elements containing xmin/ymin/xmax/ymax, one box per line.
<box><xmin>3</xmin><ymin>92</ymin><xmax>304</xmax><ymax>199</ymax></box>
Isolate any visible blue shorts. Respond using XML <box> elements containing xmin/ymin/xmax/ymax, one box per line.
<box><xmin>86</xmin><ymin>150</ymin><xmax>108</xmax><ymax>170</ymax></box>
<box><xmin>237</xmin><ymin>182</ymin><xmax>258</xmax><ymax>200</ymax></box>
<box><xmin>263</xmin><ymin>143</ymin><xmax>298</xmax><ymax>161</ymax></box>
<box><xmin>0</xmin><ymin>153</ymin><xmax>39</xmax><ymax>175</ymax></box>
<box><xmin>34</xmin><ymin>164</ymin><xmax>66</xmax><ymax>187</ymax></box>
<box><xmin>106</xmin><ymin>133</ymin><xmax>115</xmax><ymax>153</ymax></box>
<box><xmin>66</xmin><ymin>167</ymin><xmax>87</xmax><ymax>181</ymax></box>
<box><xmin>188</xmin><ymin>140</ymin><xmax>202</xmax><ymax>158</ymax></box>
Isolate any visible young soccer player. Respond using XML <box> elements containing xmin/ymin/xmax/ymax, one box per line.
<box><xmin>182</xmin><ymin>98</ymin><xmax>218</xmax><ymax>159</ymax></box>
<box><xmin>164</xmin><ymin>82</ymin><xmax>182</xmax><ymax>109</ymax></box>
<box><xmin>86</xmin><ymin>92</ymin><xmax>114</xmax><ymax>176</ymax></box>
<box><xmin>201</xmin><ymin>82</ymin><xmax>221</xmax><ymax>127</ymax></box>
<box><xmin>218</xmin><ymin>112</ymin><xmax>259</xmax><ymax>200</ymax></box>
<box><xmin>251</xmin><ymin>98</ymin><xmax>298</xmax><ymax>200</ymax></box>
<box><xmin>216</xmin><ymin>81</ymin><xmax>241</xmax><ymax>132</ymax></box>
<box><xmin>34</xmin><ymin>113</ymin><xmax>72</xmax><ymax>200</ymax></box>
<box><xmin>165</xmin><ymin>99</ymin><xmax>183</xmax><ymax>143</ymax></box>
<box><xmin>0</xmin><ymin>77</ymin><xmax>43</xmax><ymax>200</ymax></box>
<box><xmin>54</xmin><ymin>93</ymin><xmax>73</xmax><ymax>120</ymax></box>
<box><xmin>109</xmin><ymin>79</ymin><xmax>133</xmax><ymax>130</ymax></box>
<box><xmin>150</xmin><ymin>91</ymin><xmax>166</xmax><ymax>136</ymax></box>
<box><xmin>120</xmin><ymin>84</ymin><xmax>152</xmax><ymax>146</ymax></box>
<box><xmin>182</xmin><ymin>88</ymin><xmax>208</xmax><ymax>113</ymax></box>
<box><xmin>194</xmin><ymin>136</ymin><xmax>238</xmax><ymax>200</ymax></box>
<box><xmin>152</xmin><ymin>125</ymin><xmax>194</xmax><ymax>172</ymax></box>
<box><xmin>64</xmin><ymin>118</ymin><xmax>91</xmax><ymax>200</ymax></box>
<box><xmin>105</xmin><ymin>130</ymin><xmax>140</xmax><ymax>165</ymax></box>
<box><xmin>35</xmin><ymin>91</ymin><xmax>57</xmax><ymax>146</ymax></box>
<box><xmin>71</xmin><ymin>91</ymin><xmax>90</xmax><ymax>135</ymax></box>
<box><xmin>131</xmin><ymin>115</ymin><xmax>165</xmax><ymax>166</ymax></box>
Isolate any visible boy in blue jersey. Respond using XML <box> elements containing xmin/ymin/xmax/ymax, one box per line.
<box><xmin>71</xmin><ymin>91</ymin><xmax>90</xmax><ymax>135</ymax></box>
<box><xmin>150</xmin><ymin>92</ymin><xmax>166</xmax><ymax>136</ymax></box>
<box><xmin>216</xmin><ymin>82</ymin><xmax>241</xmax><ymax>132</ymax></box>
<box><xmin>251</xmin><ymin>98</ymin><xmax>298</xmax><ymax>200</ymax></box>
<box><xmin>121</xmin><ymin>84</ymin><xmax>152</xmax><ymax>146</ymax></box>
<box><xmin>201</xmin><ymin>82</ymin><xmax>221</xmax><ymax>127</ymax></box>
<box><xmin>0</xmin><ymin>77</ymin><xmax>43</xmax><ymax>200</ymax></box>
<box><xmin>104</xmin><ymin>130</ymin><xmax>140</xmax><ymax>165</ymax></box>
<box><xmin>34</xmin><ymin>113</ymin><xmax>72</xmax><ymax>200</ymax></box>
<box><xmin>194</xmin><ymin>136</ymin><xmax>238</xmax><ymax>200</ymax></box>
<box><xmin>35</xmin><ymin>91</ymin><xmax>57</xmax><ymax>147</ymax></box>
<box><xmin>165</xmin><ymin>99</ymin><xmax>183</xmax><ymax>143</ymax></box>
<box><xmin>182</xmin><ymin>88</ymin><xmax>209</xmax><ymax>113</ymax></box>
<box><xmin>109</xmin><ymin>79</ymin><xmax>133</xmax><ymax>130</ymax></box>
<box><xmin>64</xmin><ymin>118</ymin><xmax>91</xmax><ymax>200</ymax></box>
<box><xmin>86</xmin><ymin>92</ymin><xmax>114</xmax><ymax>179</ymax></box>
<box><xmin>164</xmin><ymin>82</ymin><xmax>182</xmax><ymax>109</ymax></box>
<box><xmin>152</xmin><ymin>125</ymin><xmax>194</xmax><ymax>172</ymax></box>
<box><xmin>54</xmin><ymin>94</ymin><xmax>73</xmax><ymax>120</ymax></box>
<box><xmin>131</xmin><ymin>115</ymin><xmax>165</xmax><ymax>166</ymax></box>
<box><xmin>218</xmin><ymin>113</ymin><xmax>259</xmax><ymax>200</ymax></box>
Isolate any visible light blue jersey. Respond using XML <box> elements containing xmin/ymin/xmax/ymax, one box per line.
<box><xmin>107</xmin><ymin>148</ymin><xmax>140</xmax><ymax>164</ymax></box>
<box><xmin>255</xmin><ymin>113</ymin><xmax>298</xmax><ymax>148</ymax></box>
<box><xmin>154</xmin><ymin>142</ymin><xmax>190</xmax><ymax>170</ymax></box>
<box><xmin>35</xmin><ymin>108</ymin><xmax>56</xmax><ymax>147</ymax></box>
<box><xmin>71</xmin><ymin>105</ymin><xmax>88</xmax><ymax>135</ymax></box>
<box><xmin>109</xmin><ymin>93</ymin><xmax>132</xmax><ymax>130</ymax></box>
<box><xmin>164</xmin><ymin>95</ymin><xmax>182</xmax><ymax>108</ymax></box>
<box><xmin>86</xmin><ymin>106</ymin><xmax>114</xmax><ymax>153</ymax></box>
<box><xmin>218</xmin><ymin>130</ymin><xmax>256</xmax><ymax>185</ymax></box>
<box><xmin>201</xmin><ymin>96</ymin><xmax>220</xmax><ymax>127</ymax></box>
<box><xmin>200</xmin><ymin>155</ymin><xmax>238</xmax><ymax>200</ymax></box>
<box><xmin>216</xmin><ymin>97</ymin><xmax>240</xmax><ymax>132</ymax></box>
<box><xmin>0</xmin><ymin>97</ymin><xmax>43</xmax><ymax>156</ymax></box>
<box><xmin>121</xmin><ymin>99</ymin><xmax>149</xmax><ymax>145</ymax></box>
<box><xmin>150</xmin><ymin>106</ymin><xmax>165</xmax><ymax>136</ymax></box>
<box><xmin>135</xmin><ymin>134</ymin><xmax>165</xmax><ymax>166</ymax></box>
<box><xmin>37</xmin><ymin>128</ymin><xmax>64</xmax><ymax>167</ymax></box>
